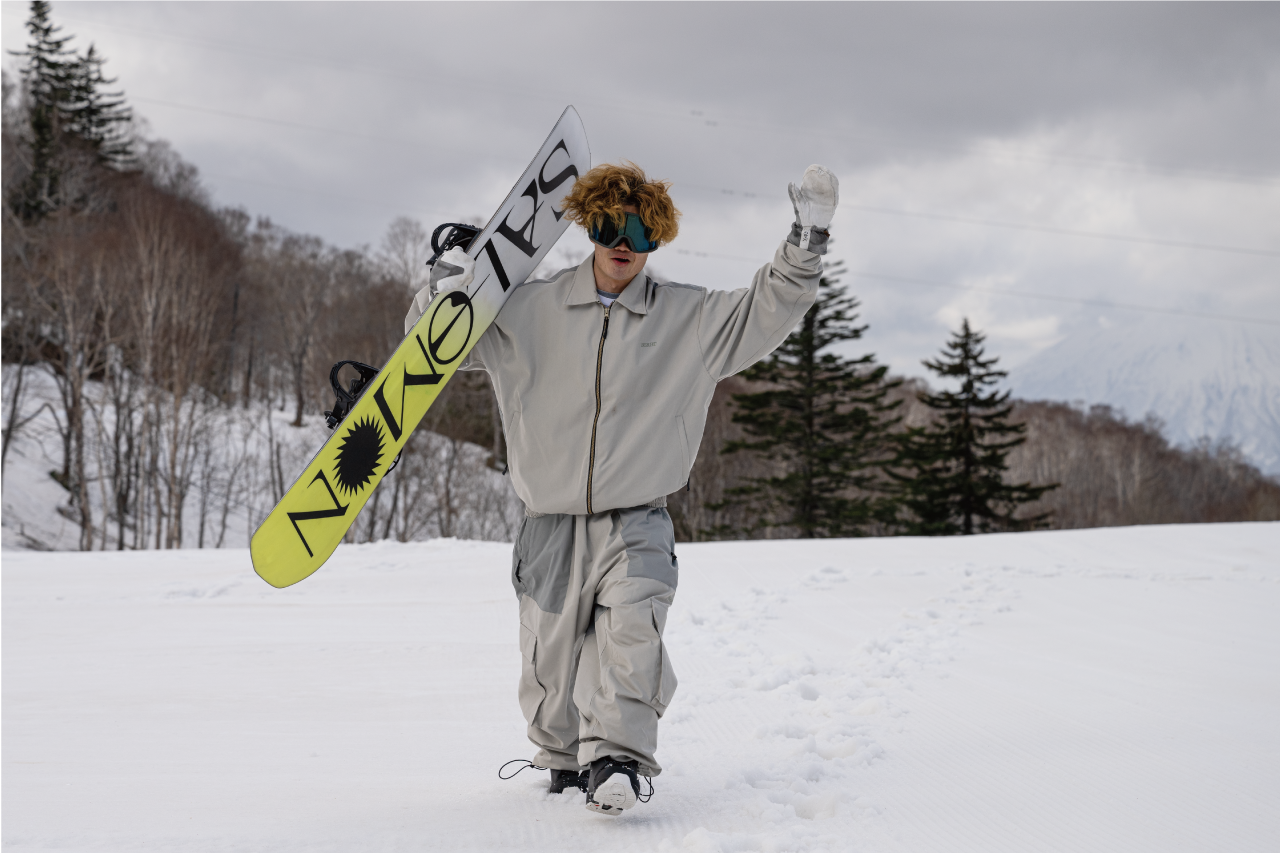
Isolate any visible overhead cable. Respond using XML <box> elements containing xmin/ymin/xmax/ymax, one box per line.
<box><xmin>672</xmin><ymin>249</ymin><xmax>1280</xmax><ymax>328</ymax></box>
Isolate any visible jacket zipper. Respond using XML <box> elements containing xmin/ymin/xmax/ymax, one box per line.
<box><xmin>586</xmin><ymin>303</ymin><xmax>612</xmax><ymax>514</ymax></box>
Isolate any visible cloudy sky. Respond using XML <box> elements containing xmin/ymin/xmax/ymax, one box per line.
<box><xmin>4</xmin><ymin>1</ymin><xmax>1278</xmax><ymax>381</ymax></box>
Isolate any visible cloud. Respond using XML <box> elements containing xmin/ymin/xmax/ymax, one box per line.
<box><xmin>3</xmin><ymin>0</ymin><xmax>1276</xmax><ymax>381</ymax></box>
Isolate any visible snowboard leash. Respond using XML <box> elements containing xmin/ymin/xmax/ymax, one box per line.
<box><xmin>498</xmin><ymin>758</ymin><xmax>550</xmax><ymax>780</ymax></box>
<box><xmin>637</xmin><ymin>774</ymin><xmax>654</xmax><ymax>803</ymax></box>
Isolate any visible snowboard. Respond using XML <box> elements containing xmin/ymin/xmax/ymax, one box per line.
<box><xmin>250</xmin><ymin>106</ymin><xmax>591</xmax><ymax>588</ymax></box>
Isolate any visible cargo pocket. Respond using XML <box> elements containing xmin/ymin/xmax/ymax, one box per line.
<box><xmin>651</xmin><ymin>598</ymin><xmax>678</xmax><ymax>714</ymax></box>
<box><xmin>517</xmin><ymin>623</ymin><xmax>547</xmax><ymax>725</ymax></box>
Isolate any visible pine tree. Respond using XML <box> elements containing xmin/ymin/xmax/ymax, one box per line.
<box><xmin>713</xmin><ymin>267</ymin><xmax>902</xmax><ymax>538</ymax></box>
<box><xmin>64</xmin><ymin>43</ymin><xmax>133</xmax><ymax>168</ymax></box>
<box><xmin>9</xmin><ymin>0</ymin><xmax>78</xmax><ymax>220</ymax></box>
<box><xmin>8</xmin><ymin>2</ymin><xmax>133</xmax><ymax>220</ymax></box>
<box><xmin>891</xmin><ymin>318</ymin><xmax>1054</xmax><ymax>535</ymax></box>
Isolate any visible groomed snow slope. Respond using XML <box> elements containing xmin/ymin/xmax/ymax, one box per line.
<box><xmin>4</xmin><ymin>524</ymin><xmax>1278</xmax><ymax>852</ymax></box>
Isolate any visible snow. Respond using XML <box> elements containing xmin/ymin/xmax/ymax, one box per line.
<box><xmin>1014</xmin><ymin>314</ymin><xmax>1280</xmax><ymax>475</ymax></box>
<box><xmin>0</xmin><ymin>363</ymin><xmax>331</xmax><ymax>551</ymax></box>
<box><xmin>4</xmin><ymin>523</ymin><xmax>1278</xmax><ymax>851</ymax></box>
<box><xmin>0</xmin><ymin>364</ymin><xmax>520</xmax><ymax>552</ymax></box>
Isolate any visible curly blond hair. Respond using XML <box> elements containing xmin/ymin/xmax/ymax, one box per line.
<box><xmin>560</xmin><ymin>161</ymin><xmax>680</xmax><ymax>247</ymax></box>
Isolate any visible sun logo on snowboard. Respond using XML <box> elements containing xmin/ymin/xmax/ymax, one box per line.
<box><xmin>334</xmin><ymin>416</ymin><xmax>385</xmax><ymax>495</ymax></box>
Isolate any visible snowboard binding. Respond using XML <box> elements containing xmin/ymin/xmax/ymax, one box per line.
<box><xmin>323</xmin><ymin>359</ymin><xmax>403</xmax><ymax>474</ymax></box>
<box><xmin>427</xmin><ymin>222</ymin><xmax>482</xmax><ymax>266</ymax></box>
<box><xmin>323</xmin><ymin>360</ymin><xmax>380</xmax><ymax>431</ymax></box>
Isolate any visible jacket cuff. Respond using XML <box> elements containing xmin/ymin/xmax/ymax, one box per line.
<box><xmin>787</xmin><ymin>221</ymin><xmax>829</xmax><ymax>255</ymax></box>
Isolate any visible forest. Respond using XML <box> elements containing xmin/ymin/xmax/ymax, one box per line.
<box><xmin>4</xmin><ymin>3</ymin><xmax>1277</xmax><ymax>551</ymax></box>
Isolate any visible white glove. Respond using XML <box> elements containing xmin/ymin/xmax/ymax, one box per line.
<box><xmin>788</xmin><ymin>165</ymin><xmax>839</xmax><ymax>252</ymax></box>
<box><xmin>404</xmin><ymin>248</ymin><xmax>475</xmax><ymax>334</ymax></box>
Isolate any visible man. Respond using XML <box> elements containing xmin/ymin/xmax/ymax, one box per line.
<box><xmin>406</xmin><ymin>162</ymin><xmax>838</xmax><ymax>815</ymax></box>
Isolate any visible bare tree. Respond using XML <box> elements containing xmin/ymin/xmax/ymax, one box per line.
<box><xmin>15</xmin><ymin>212</ymin><xmax>120</xmax><ymax>547</ymax></box>
<box><xmin>245</xmin><ymin>222</ymin><xmax>333</xmax><ymax>427</ymax></box>
<box><xmin>1</xmin><ymin>68</ymin><xmax>548</xmax><ymax>550</ymax></box>
<box><xmin>1004</xmin><ymin>401</ymin><xmax>1280</xmax><ymax>527</ymax></box>
<box><xmin>378</xmin><ymin>216</ymin><xmax>431</xmax><ymax>295</ymax></box>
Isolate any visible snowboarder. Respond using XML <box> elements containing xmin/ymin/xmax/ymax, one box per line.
<box><xmin>406</xmin><ymin>161</ymin><xmax>838</xmax><ymax>814</ymax></box>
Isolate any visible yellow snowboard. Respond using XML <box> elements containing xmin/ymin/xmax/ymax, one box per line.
<box><xmin>251</xmin><ymin>107</ymin><xmax>590</xmax><ymax>588</ymax></box>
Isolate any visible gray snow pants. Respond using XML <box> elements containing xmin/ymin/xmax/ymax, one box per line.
<box><xmin>512</xmin><ymin>504</ymin><xmax>678</xmax><ymax>777</ymax></box>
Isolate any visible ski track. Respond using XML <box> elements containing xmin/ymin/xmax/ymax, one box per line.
<box><xmin>646</xmin><ymin>557</ymin><xmax>1014</xmax><ymax>852</ymax></box>
<box><xmin>3</xmin><ymin>525</ymin><xmax>1279</xmax><ymax>851</ymax></box>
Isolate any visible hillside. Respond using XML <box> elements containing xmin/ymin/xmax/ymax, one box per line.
<box><xmin>0</xmin><ymin>365</ymin><xmax>520</xmax><ymax>551</ymax></box>
<box><xmin>1014</xmin><ymin>315</ymin><xmax>1280</xmax><ymax>475</ymax></box>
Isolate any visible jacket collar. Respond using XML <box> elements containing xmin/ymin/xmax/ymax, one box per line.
<box><xmin>564</xmin><ymin>258</ymin><xmax>650</xmax><ymax>315</ymax></box>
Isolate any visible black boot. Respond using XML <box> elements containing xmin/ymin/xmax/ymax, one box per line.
<box><xmin>585</xmin><ymin>757</ymin><xmax>641</xmax><ymax>815</ymax></box>
<box><xmin>549</xmin><ymin>768</ymin><xmax>587</xmax><ymax>794</ymax></box>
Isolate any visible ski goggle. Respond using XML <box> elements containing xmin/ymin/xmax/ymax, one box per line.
<box><xmin>589</xmin><ymin>212</ymin><xmax>660</xmax><ymax>253</ymax></box>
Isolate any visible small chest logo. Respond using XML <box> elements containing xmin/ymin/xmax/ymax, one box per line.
<box><xmin>640</xmin><ymin>341</ymin><xmax>658</xmax><ymax>348</ymax></box>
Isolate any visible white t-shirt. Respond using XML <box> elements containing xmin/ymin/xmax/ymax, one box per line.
<box><xmin>597</xmin><ymin>289</ymin><xmax>618</xmax><ymax>307</ymax></box>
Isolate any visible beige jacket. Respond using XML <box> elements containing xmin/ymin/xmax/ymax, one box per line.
<box><xmin>463</xmin><ymin>238</ymin><xmax>823</xmax><ymax>515</ymax></box>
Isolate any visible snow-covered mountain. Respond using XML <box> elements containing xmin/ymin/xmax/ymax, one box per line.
<box><xmin>1011</xmin><ymin>315</ymin><xmax>1280</xmax><ymax>475</ymax></box>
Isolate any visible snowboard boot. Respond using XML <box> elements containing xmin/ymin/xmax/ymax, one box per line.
<box><xmin>549</xmin><ymin>768</ymin><xmax>588</xmax><ymax>794</ymax></box>
<box><xmin>585</xmin><ymin>757</ymin><xmax>641</xmax><ymax>816</ymax></box>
